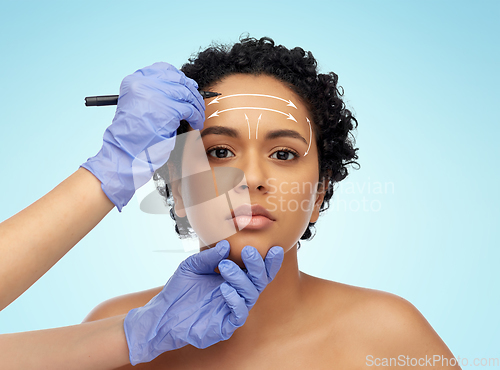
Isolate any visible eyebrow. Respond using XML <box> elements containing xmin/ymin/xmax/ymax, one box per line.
<box><xmin>199</xmin><ymin>125</ymin><xmax>308</xmax><ymax>145</ymax></box>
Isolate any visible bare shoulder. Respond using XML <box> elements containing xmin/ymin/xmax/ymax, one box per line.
<box><xmin>82</xmin><ymin>286</ymin><xmax>163</xmax><ymax>323</ymax></box>
<box><xmin>302</xmin><ymin>274</ymin><xmax>459</xmax><ymax>368</ymax></box>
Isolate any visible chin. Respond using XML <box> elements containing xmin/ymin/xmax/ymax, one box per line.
<box><xmin>227</xmin><ymin>234</ymin><xmax>273</xmax><ymax>268</ymax></box>
<box><xmin>200</xmin><ymin>226</ymin><xmax>300</xmax><ymax>268</ymax></box>
<box><xmin>203</xmin><ymin>233</ymin><xmax>275</xmax><ymax>268</ymax></box>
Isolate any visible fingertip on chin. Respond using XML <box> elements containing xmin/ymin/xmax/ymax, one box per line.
<box><xmin>269</xmin><ymin>246</ymin><xmax>284</xmax><ymax>258</ymax></box>
<box><xmin>215</xmin><ymin>240</ymin><xmax>230</xmax><ymax>258</ymax></box>
<box><xmin>242</xmin><ymin>245</ymin><xmax>258</xmax><ymax>257</ymax></box>
<box><xmin>218</xmin><ymin>259</ymin><xmax>233</xmax><ymax>271</ymax></box>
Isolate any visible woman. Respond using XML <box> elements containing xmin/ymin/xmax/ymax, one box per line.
<box><xmin>84</xmin><ymin>37</ymin><xmax>459</xmax><ymax>369</ymax></box>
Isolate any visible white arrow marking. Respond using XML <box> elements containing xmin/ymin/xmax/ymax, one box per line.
<box><xmin>304</xmin><ymin>117</ymin><xmax>312</xmax><ymax>156</ymax></box>
<box><xmin>208</xmin><ymin>94</ymin><xmax>297</xmax><ymax>109</ymax></box>
<box><xmin>255</xmin><ymin>114</ymin><xmax>263</xmax><ymax>139</ymax></box>
<box><xmin>244</xmin><ymin>113</ymin><xmax>251</xmax><ymax>139</ymax></box>
<box><xmin>208</xmin><ymin>107</ymin><xmax>297</xmax><ymax>122</ymax></box>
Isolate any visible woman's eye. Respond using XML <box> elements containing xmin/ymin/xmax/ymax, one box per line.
<box><xmin>207</xmin><ymin>146</ymin><xmax>298</xmax><ymax>161</ymax></box>
<box><xmin>207</xmin><ymin>147</ymin><xmax>235</xmax><ymax>159</ymax></box>
<box><xmin>271</xmin><ymin>149</ymin><xmax>298</xmax><ymax>161</ymax></box>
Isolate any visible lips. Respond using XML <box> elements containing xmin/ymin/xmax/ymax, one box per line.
<box><xmin>226</xmin><ymin>204</ymin><xmax>276</xmax><ymax>221</ymax></box>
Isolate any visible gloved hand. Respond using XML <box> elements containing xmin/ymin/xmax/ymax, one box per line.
<box><xmin>123</xmin><ymin>240</ymin><xmax>284</xmax><ymax>365</ymax></box>
<box><xmin>80</xmin><ymin>62</ymin><xmax>205</xmax><ymax>212</ymax></box>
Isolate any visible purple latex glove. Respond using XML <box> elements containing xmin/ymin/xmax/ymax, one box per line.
<box><xmin>123</xmin><ymin>240</ymin><xmax>284</xmax><ymax>365</ymax></box>
<box><xmin>81</xmin><ymin>62</ymin><xmax>204</xmax><ymax>211</ymax></box>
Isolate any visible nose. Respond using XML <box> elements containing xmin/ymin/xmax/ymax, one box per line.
<box><xmin>233</xmin><ymin>154</ymin><xmax>269</xmax><ymax>195</ymax></box>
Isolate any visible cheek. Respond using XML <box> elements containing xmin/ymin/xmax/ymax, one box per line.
<box><xmin>266</xmin><ymin>171</ymin><xmax>319</xmax><ymax>215</ymax></box>
<box><xmin>276</xmin><ymin>193</ymin><xmax>316</xmax><ymax>246</ymax></box>
<box><xmin>268</xmin><ymin>173</ymin><xmax>320</xmax><ymax>240</ymax></box>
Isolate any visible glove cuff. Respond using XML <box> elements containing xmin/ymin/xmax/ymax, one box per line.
<box><xmin>80</xmin><ymin>143</ymin><xmax>135</xmax><ymax>212</ymax></box>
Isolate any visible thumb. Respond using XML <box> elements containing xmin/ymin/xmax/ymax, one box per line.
<box><xmin>182</xmin><ymin>240</ymin><xmax>230</xmax><ymax>274</ymax></box>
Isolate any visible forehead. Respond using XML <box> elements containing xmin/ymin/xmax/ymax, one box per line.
<box><xmin>211</xmin><ymin>74</ymin><xmax>298</xmax><ymax>98</ymax></box>
<box><xmin>199</xmin><ymin>74</ymin><xmax>311</xmax><ymax>133</ymax></box>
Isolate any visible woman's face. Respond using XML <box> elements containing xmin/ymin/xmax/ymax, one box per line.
<box><xmin>174</xmin><ymin>74</ymin><xmax>326</xmax><ymax>266</ymax></box>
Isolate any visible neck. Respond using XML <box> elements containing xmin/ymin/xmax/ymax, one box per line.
<box><xmin>236</xmin><ymin>244</ymin><xmax>306</xmax><ymax>338</ymax></box>
<box><xmin>198</xmin><ymin>240</ymin><xmax>308</xmax><ymax>341</ymax></box>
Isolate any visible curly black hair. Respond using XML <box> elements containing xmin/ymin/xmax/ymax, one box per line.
<box><xmin>153</xmin><ymin>35</ymin><xmax>359</xmax><ymax>247</ymax></box>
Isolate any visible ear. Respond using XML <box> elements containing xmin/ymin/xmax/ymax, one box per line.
<box><xmin>309</xmin><ymin>177</ymin><xmax>329</xmax><ymax>223</ymax></box>
<box><xmin>166</xmin><ymin>163</ymin><xmax>187</xmax><ymax>218</ymax></box>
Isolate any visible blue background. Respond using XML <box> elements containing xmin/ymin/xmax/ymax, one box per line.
<box><xmin>0</xmin><ymin>0</ymin><xmax>498</xmax><ymax>361</ymax></box>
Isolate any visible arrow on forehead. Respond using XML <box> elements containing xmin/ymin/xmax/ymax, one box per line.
<box><xmin>208</xmin><ymin>107</ymin><xmax>297</xmax><ymax>122</ymax></box>
<box><xmin>208</xmin><ymin>94</ymin><xmax>297</xmax><ymax>109</ymax></box>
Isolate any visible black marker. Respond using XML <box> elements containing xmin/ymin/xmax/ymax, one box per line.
<box><xmin>84</xmin><ymin>90</ymin><xmax>221</xmax><ymax>106</ymax></box>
